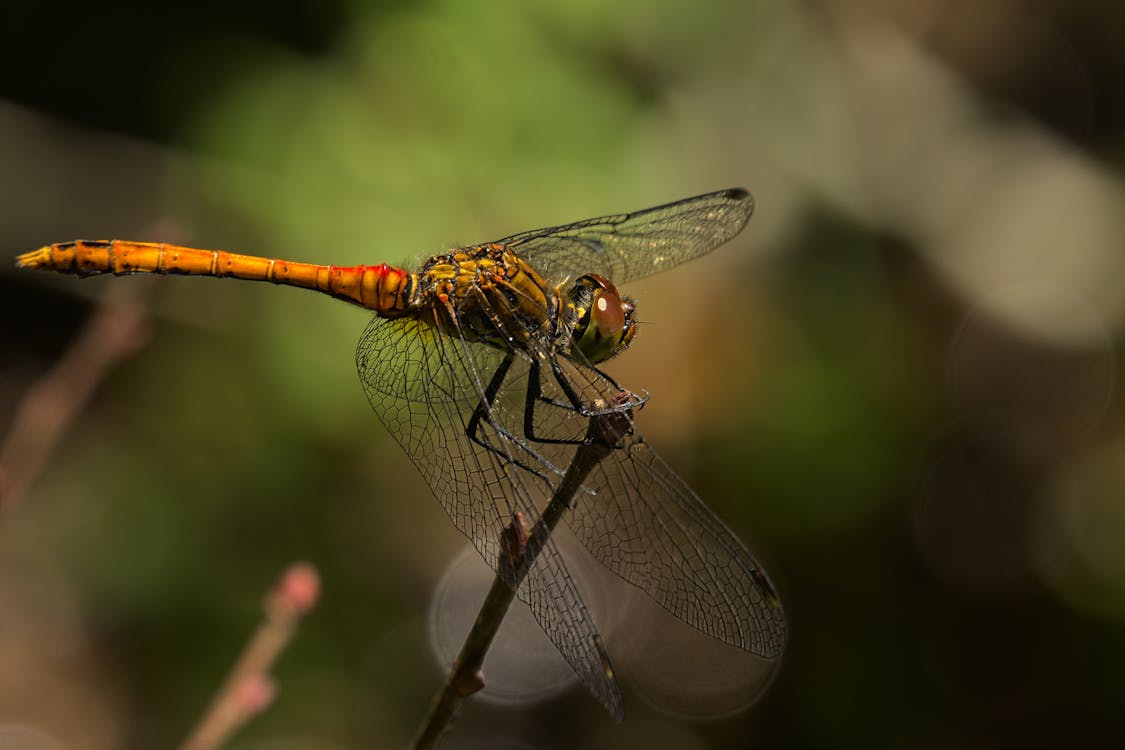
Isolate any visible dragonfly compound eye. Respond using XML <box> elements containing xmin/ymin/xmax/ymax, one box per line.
<box><xmin>568</xmin><ymin>274</ymin><xmax>637</xmax><ymax>364</ymax></box>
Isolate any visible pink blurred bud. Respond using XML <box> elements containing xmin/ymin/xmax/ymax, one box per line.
<box><xmin>236</xmin><ymin>674</ymin><xmax>276</xmax><ymax>716</ymax></box>
<box><xmin>276</xmin><ymin>562</ymin><xmax>320</xmax><ymax>615</ymax></box>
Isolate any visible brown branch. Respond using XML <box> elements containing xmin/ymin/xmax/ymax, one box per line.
<box><xmin>412</xmin><ymin>401</ymin><xmax>633</xmax><ymax>749</ymax></box>
<box><xmin>0</xmin><ymin>285</ymin><xmax>150</xmax><ymax>510</ymax></box>
<box><xmin>178</xmin><ymin>562</ymin><xmax>320</xmax><ymax>750</ymax></box>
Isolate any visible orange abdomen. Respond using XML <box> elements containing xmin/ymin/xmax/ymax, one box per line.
<box><xmin>16</xmin><ymin>240</ymin><xmax>414</xmax><ymax>316</ymax></box>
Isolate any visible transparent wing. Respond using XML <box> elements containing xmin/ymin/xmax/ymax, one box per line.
<box><xmin>486</xmin><ymin>341</ymin><xmax>787</xmax><ymax>657</ymax></box>
<box><xmin>570</xmin><ymin>430</ymin><xmax>787</xmax><ymax>658</ymax></box>
<box><xmin>355</xmin><ymin>313</ymin><xmax>624</xmax><ymax>719</ymax></box>
<box><xmin>494</xmin><ymin>188</ymin><xmax>753</xmax><ymax>285</ymax></box>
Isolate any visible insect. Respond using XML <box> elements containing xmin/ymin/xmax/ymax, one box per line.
<box><xmin>18</xmin><ymin>188</ymin><xmax>786</xmax><ymax>717</ymax></box>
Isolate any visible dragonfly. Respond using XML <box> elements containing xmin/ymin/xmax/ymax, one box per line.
<box><xmin>17</xmin><ymin>188</ymin><xmax>786</xmax><ymax>718</ymax></box>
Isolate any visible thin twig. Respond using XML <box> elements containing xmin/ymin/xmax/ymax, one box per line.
<box><xmin>178</xmin><ymin>562</ymin><xmax>320</xmax><ymax>750</ymax></box>
<box><xmin>0</xmin><ymin>286</ymin><xmax>150</xmax><ymax>510</ymax></box>
<box><xmin>413</xmin><ymin>401</ymin><xmax>633</xmax><ymax>749</ymax></box>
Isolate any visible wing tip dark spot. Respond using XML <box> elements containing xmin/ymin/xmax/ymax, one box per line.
<box><xmin>722</xmin><ymin>187</ymin><xmax>754</xmax><ymax>223</ymax></box>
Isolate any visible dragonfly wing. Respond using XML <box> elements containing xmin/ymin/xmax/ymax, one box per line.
<box><xmin>497</xmin><ymin>188</ymin><xmax>753</xmax><ymax>286</ymax></box>
<box><xmin>519</xmin><ymin>524</ymin><xmax>624</xmax><ymax>718</ymax></box>
<box><xmin>568</xmin><ymin>428</ymin><xmax>787</xmax><ymax>658</ymax></box>
<box><xmin>355</xmin><ymin>314</ymin><xmax>624</xmax><ymax>718</ymax></box>
<box><xmin>498</xmin><ymin>349</ymin><xmax>786</xmax><ymax>655</ymax></box>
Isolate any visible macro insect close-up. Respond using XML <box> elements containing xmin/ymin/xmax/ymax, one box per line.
<box><xmin>16</xmin><ymin>188</ymin><xmax>787</xmax><ymax>730</ymax></box>
<box><xmin>4</xmin><ymin>2</ymin><xmax>1125</xmax><ymax>749</ymax></box>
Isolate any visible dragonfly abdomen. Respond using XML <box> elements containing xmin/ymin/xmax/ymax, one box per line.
<box><xmin>16</xmin><ymin>240</ymin><xmax>415</xmax><ymax>315</ymax></box>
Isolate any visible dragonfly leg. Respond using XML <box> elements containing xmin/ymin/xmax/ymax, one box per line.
<box><xmin>465</xmin><ymin>353</ymin><xmax>567</xmax><ymax>484</ymax></box>
<box><xmin>548</xmin><ymin>359</ymin><xmax>645</xmax><ymax>417</ymax></box>
<box><xmin>465</xmin><ymin>351</ymin><xmax>515</xmax><ymax>453</ymax></box>
<box><xmin>520</xmin><ymin>360</ymin><xmax>587</xmax><ymax>447</ymax></box>
<box><xmin>575</xmin><ymin>363</ymin><xmax>650</xmax><ymax>412</ymax></box>
<box><xmin>520</xmin><ymin>359</ymin><xmax>643</xmax><ymax>448</ymax></box>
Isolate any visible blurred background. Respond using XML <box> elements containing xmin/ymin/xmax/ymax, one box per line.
<box><xmin>3</xmin><ymin>0</ymin><xmax>1125</xmax><ymax>747</ymax></box>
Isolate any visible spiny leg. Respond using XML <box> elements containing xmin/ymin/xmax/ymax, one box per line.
<box><xmin>465</xmin><ymin>351</ymin><xmax>514</xmax><ymax>455</ymax></box>
<box><xmin>464</xmin><ymin>352</ymin><xmax>567</xmax><ymax>483</ymax></box>
<box><xmin>521</xmin><ymin>359</ymin><xmax>587</xmax><ymax>447</ymax></box>
<box><xmin>519</xmin><ymin>357</ymin><xmax>646</xmax><ymax>450</ymax></box>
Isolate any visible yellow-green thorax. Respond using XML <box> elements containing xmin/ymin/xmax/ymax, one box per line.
<box><xmin>412</xmin><ymin>245</ymin><xmax>636</xmax><ymax>365</ymax></box>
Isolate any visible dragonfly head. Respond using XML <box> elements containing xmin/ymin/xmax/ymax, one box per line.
<box><xmin>567</xmin><ymin>274</ymin><xmax>636</xmax><ymax>364</ymax></box>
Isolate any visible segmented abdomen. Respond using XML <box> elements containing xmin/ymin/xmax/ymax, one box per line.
<box><xmin>16</xmin><ymin>240</ymin><xmax>414</xmax><ymax>316</ymax></box>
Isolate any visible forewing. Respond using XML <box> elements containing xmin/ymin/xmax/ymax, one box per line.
<box><xmin>569</xmin><ymin>429</ymin><xmax>787</xmax><ymax>658</ymax></box>
<box><xmin>496</xmin><ymin>188</ymin><xmax>753</xmax><ymax>285</ymax></box>
<box><xmin>355</xmin><ymin>314</ymin><xmax>624</xmax><ymax>718</ymax></box>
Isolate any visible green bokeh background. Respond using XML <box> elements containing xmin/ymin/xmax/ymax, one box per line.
<box><xmin>4</xmin><ymin>1</ymin><xmax>1125</xmax><ymax>748</ymax></box>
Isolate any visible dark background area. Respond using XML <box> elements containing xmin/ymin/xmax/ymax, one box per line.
<box><xmin>3</xmin><ymin>1</ymin><xmax>1125</xmax><ymax>748</ymax></box>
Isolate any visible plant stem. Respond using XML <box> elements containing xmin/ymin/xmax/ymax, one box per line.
<box><xmin>412</xmin><ymin>404</ymin><xmax>630</xmax><ymax>749</ymax></box>
<box><xmin>0</xmin><ymin>286</ymin><xmax>149</xmax><ymax>510</ymax></box>
<box><xmin>177</xmin><ymin>562</ymin><xmax>320</xmax><ymax>750</ymax></box>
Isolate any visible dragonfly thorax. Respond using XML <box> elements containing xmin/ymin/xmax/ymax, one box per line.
<box><xmin>565</xmin><ymin>274</ymin><xmax>636</xmax><ymax>365</ymax></box>
<box><xmin>415</xmin><ymin>245</ymin><xmax>560</xmax><ymax>354</ymax></box>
